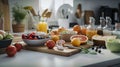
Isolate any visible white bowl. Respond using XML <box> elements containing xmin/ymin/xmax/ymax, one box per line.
<box><xmin>23</xmin><ymin>38</ymin><xmax>50</xmax><ymax>46</ymax></box>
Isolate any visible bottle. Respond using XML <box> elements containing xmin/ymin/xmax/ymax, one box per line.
<box><xmin>36</xmin><ymin>18</ymin><xmax>48</xmax><ymax>33</ymax></box>
<box><xmin>103</xmin><ymin>17</ymin><xmax>112</xmax><ymax>35</ymax></box>
<box><xmin>112</xmin><ymin>22</ymin><xmax>120</xmax><ymax>38</ymax></box>
<box><xmin>103</xmin><ymin>17</ymin><xmax>112</xmax><ymax>30</ymax></box>
<box><xmin>86</xmin><ymin>17</ymin><xmax>97</xmax><ymax>40</ymax></box>
<box><xmin>97</xmin><ymin>17</ymin><xmax>105</xmax><ymax>35</ymax></box>
<box><xmin>115</xmin><ymin>22</ymin><xmax>120</xmax><ymax>31</ymax></box>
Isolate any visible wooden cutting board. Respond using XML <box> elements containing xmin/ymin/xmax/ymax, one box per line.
<box><xmin>23</xmin><ymin>43</ymin><xmax>92</xmax><ymax>57</ymax></box>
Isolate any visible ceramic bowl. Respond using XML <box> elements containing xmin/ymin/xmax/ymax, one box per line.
<box><xmin>0</xmin><ymin>39</ymin><xmax>13</xmax><ymax>48</ymax></box>
<box><xmin>23</xmin><ymin>38</ymin><xmax>50</xmax><ymax>46</ymax></box>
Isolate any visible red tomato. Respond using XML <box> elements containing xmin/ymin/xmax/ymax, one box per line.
<box><xmin>46</xmin><ymin>40</ymin><xmax>55</xmax><ymax>49</ymax></box>
<box><xmin>14</xmin><ymin>43</ymin><xmax>23</xmax><ymax>52</ymax></box>
<box><xmin>6</xmin><ymin>45</ymin><xmax>17</xmax><ymax>57</ymax></box>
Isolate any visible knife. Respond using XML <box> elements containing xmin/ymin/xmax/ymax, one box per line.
<box><xmin>64</xmin><ymin>45</ymin><xmax>82</xmax><ymax>50</ymax></box>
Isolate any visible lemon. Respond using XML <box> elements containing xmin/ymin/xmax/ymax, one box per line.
<box><xmin>71</xmin><ymin>38</ymin><xmax>81</xmax><ymax>47</ymax></box>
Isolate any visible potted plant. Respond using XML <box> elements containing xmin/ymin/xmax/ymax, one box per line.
<box><xmin>12</xmin><ymin>5</ymin><xmax>27</xmax><ymax>33</ymax></box>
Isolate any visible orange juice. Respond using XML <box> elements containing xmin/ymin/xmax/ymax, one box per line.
<box><xmin>37</xmin><ymin>21</ymin><xmax>48</xmax><ymax>33</ymax></box>
<box><xmin>86</xmin><ymin>29</ymin><xmax>97</xmax><ymax>40</ymax></box>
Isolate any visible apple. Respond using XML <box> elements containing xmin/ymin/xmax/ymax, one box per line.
<box><xmin>0</xmin><ymin>34</ymin><xmax>3</xmax><ymax>40</ymax></box>
<box><xmin>0</xmin><ymin>30</ymin><xmax>7</xmax><ymax>38</ymax></box>
<box><xmin>6</xmin><ymin>45</ymin><xmax>17</xmax><ymax>57</ymax></box>
<box><xmin>4</xmin><ymin>33</ymin><xmax>14</xmax><ymax>39</ymax></box>
<box><xmin>46</xmin><ymin>40</ymin><xmax>55</xmax><ymax>49</ymax></box>
<box><xmin>14</xmin><ymin>43</ymin><xmax>23</xmax><ymax>52</ymax></box>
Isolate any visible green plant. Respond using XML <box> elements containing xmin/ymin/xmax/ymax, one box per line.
<box><xmin>12</xmin><ymin>5</ymin><xmax>27</xmax><ymax>23</ymax></box>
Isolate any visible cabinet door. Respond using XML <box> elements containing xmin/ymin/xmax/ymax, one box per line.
<box><xmin>0</xmin><ymin>0</ymin><xmax>10</xmax><ymax>31</ymax></box>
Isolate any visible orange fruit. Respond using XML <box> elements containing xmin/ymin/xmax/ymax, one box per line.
<box><xmin>70</xmin><ymin>35</ymin><xmax>88</xmax><ymax>44</ymax></box>
<box><xmin>73</xmin><ymin>25</ymin><xmax>81</xmax><ymax>34</ymax></box>
<box><xmin>51</xmin><ymin>35</ymin><xmax>60</xmax><ymax>42</ymax></box>
<box><xmin>58</xmin><ymin>27</ymin><xmax>66</xmax><ymax>33</ymax></box>
<box><xmin>81</xmin><ymin>27</ymin><xmax>87</xmax><ymax>35</ymax></box>
<box><xmin>71</xmin><ymin>38</ymin><xmax>81</xmax><ymax>47</ymax></box>
<box><xmin>50</xmin><ymin>30</ymin><xmax>59</xmax><ymax>36</ymax></box>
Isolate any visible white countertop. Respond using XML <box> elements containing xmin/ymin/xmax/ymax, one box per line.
<box><xmin>0</xmin><ymin>49</ymin><xmax>120</xmax><ymax>67</ymax></box>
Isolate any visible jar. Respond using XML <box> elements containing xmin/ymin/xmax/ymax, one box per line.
<box><xmin>86</xmin><ymin>17</ymin><xmax>97</xmax><ymax>40</ymax></box>
<box><xmin>112</xmin><ymin>22</ymin><xmax>120</xmax><ymax>38</ymax></box>
<box><xmin>36</xmin><ymin>20</ymin><xmax>48</xmax><ymax>33</ymax></box>
<box><xmin>115</xmin><ymin>22</ymin><xmax>120</xmax><ymax>31</ymax></box>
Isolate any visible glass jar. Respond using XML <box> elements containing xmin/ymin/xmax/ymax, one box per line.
<box><xmin>103</xmin><ymin>17</ymin><xmax>112</xmax><ymax>30</ymax></box>
<box><xmin>115</xmin><ymin>22</ymin><xmax>120</xmax><ymax>31</ymax></box>
<box><xmin>36</xmin><ymin>19</ymin><xmax>48</xmax><ymax>33</ymax></box>
<box><xmin>86</xmin><ymin>17</ymin><xmax>97</xmax><ymax>40</ymax></box>
<box><xmin>112</xmin><ymin>22</ymin><xmax>120</xmax><ymax>38</ymax></box>
<box><xmin>97</xmin><ymin>17</ymin><xmax>105</xmax><ymax>35</ymax></box>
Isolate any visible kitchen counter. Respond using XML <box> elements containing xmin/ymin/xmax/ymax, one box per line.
<box><xmin>0</xmin><ymin>49</ymin><xmax>120</xmax><ymax>67</ymax></box>
<box><xmin>0</xmin><ymin>32</ymin><xmax>120</xmax><ymax>67</ymax></box>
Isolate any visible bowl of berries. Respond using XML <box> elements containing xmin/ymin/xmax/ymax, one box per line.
<box><xmin>22</xmin><ymin>32</ymin><xmax>50</xmax><ymax>46</ymax></box>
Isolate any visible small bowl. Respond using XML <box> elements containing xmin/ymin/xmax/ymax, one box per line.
<box><xmin>23</xmin><ymin>38</ymin><xmax>50</xmax><ymax>46</ymax></box>
<box><xmin>0</xmin><ymin>39</ymin><xmax>13</xmax><ymax>48</ymax></box>
<box><xmin>106</xmin><ymin>39</ymin><xmax>120</xmax><ymax>53</ymax></box>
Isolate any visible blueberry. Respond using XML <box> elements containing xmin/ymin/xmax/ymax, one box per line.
<box><xmin>95</xmin><ymin>48</ymin><xmax>98</xmax><ymax>52</ymax></box>
<box><xmin>98</xmin><ymin>50</ymin><xmax>101</xmax><ymax>53</ymax></box>
<box><xmin>95</xmin><ymin>47</ymin><xmax>98</xmax><ymax>52</ymax></box>
<box><xmin>92</xmin><ymin>47</ymin><xmax>94</xmax><ymax>50</ymax></box>
<box><xmin>37</xmin><ymin>36</ymin><xmax>43</xmax><ymax>39</ymax></box>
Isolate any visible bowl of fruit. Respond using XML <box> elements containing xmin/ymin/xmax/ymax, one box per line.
<box><xmin>22</xmin><ymin>32</ymin><xmax>50</xmax><ymax>46</ymax></box>
<box><xmin>0</xmin><ymin>30</ymin><xmax>14</xmax><ymax>48</ymax></box>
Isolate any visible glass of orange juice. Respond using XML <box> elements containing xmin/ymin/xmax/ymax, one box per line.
<box><xmin>86</xmin><ymin>29</ymin><xmax>97</xmax><ymax>40</ymax></box>
<box><xmin>36</xmin><ymin>21</ymin><xmax>48</xmax><ymax>33</ymax></box>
